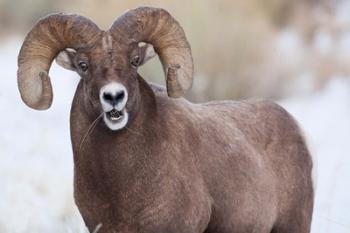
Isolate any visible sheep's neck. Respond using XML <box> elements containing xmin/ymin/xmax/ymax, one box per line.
<box><xmin>70</xmin><ymin>79</ymin><xmax>168</xmax><ymax>224</ymax></box>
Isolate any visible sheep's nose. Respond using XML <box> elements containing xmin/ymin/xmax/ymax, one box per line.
<box><xmin>102</xmin><ymin>90</ymin><xmax>125</xmax><ymax>106</ymax></box>
<box><xmin>99</xmin><ymin>82</ymin><xmax>128</xmax><ymax>111</ymax></box>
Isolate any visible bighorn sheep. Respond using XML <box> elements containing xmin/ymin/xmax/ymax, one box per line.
<box><xmin>17</xmin><ymin>7</ymin><xmax>314</xmax><ymax>233</ymax></box>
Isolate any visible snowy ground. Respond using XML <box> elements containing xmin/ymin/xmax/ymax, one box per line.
<box><xmin>1</xmin><ymin>38</ymin><xmax>350</xmax><ymax>233</ymax></box>
<box><xmin>281</xmin><ymin>77</ymin><xmax>350</xmax><ymax>233</ymax></box>
<box><xmin>0</xmin><ymin>39</ymin><xmax>86</xmax><ymax>233</ymax></box>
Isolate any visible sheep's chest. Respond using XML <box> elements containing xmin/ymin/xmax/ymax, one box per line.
<box><xmin>73</xmin><ymin>166</ymin><xmax>211</xmax><ymax>233</ymax></box>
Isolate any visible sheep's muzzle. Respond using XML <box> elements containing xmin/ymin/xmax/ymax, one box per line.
<box><xmin>107</xmin><ymin>109</ymin><xmax>124</xmax><ymax>121</ymax></box>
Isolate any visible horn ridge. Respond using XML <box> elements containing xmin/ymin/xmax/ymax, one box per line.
<box><xmin>109</xmin><ymin>7</ymin><xmax>194</xmax><ymax>97</ymax></box>
<box><xmin>17</xmin><ymin>13</ymin><xmax>102</xmax><ymax>110</ymax></box>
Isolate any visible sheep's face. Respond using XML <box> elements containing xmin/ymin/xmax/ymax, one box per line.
<box><xmin>17</xmin><ymin>9</ymin><xmax>193</xmax><ymax>127</ymax></box>
<box><xmin>56</xmin><ymin>39</ymin><xmax>156</xmax><ymax>131</ymax></box>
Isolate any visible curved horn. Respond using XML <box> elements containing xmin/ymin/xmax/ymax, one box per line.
<box><xmin>17</xmin><ymin>13</ymin><xmax>101</xmax><ymax>110</ymax></box>
<box><xmin>110</xmin><ymin>7</ymin><xmax>193</xmax><ymax>98</ymax></box>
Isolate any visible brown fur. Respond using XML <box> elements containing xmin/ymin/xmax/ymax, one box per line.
<box><xmin>17</xmin><ymin>7</ymin><xmax>314</xmax><ymax>233</ymax></box>
<box><xmin>69</xmin><ymin>77</ymin><xmax>314</xmax><ymax>233</ymax></box>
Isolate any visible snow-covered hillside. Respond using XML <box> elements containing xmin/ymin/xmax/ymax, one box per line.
<box><xmin>281</xmin><ymin>78</ymin><xmax>350</xmax><ymax>233</ymax></box>
<box><xmin>0</xmin><ymin>38</ymin><xmax>86</xmax><ymax>233</ymax></box>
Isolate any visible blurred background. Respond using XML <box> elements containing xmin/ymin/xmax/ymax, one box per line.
<box><xmin>0</xmin><ymin>0</ymin><xmax>349</xmax><ymax>232</ymax></box>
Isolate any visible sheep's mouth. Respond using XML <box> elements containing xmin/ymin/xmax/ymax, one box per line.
<box><xmin>103</xmin><ymin>108</ymin><xmax>129</xmax><ymax>131</ymax></box>
<box><xmin>106</xmin><ymin>109</ymin><xmax>124</xmax><ymax>122</ymax></box>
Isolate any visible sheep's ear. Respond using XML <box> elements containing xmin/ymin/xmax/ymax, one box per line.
<box><xmin>55</xmin><ymin>48</ymin><xmax>76</xmax><ymax>71</ymax></box>
<box><xmin>138</xmin><ymin>43</ymin><xmax>156</xmax><ymax>66</ymax></box>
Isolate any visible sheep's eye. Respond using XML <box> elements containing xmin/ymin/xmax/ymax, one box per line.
<box><xmin>130</xmin><ymin>56</ymin><xmax>141</xmax><ymax>67</ymax></box>
<box><xmin>78</xmin><ymin>62</ymin><xmax>88</xmax><ymax>72</ymax></box>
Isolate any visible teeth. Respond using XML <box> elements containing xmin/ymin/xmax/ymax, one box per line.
<box><xmin>110</xmin><ymin>115</ymin><xmax>122</xmax><ymax>121</ymax></box>
<box><xmin>107</xmin><ymin>109</ymin><xmax>123</xmax><ymax>121</ymax></box>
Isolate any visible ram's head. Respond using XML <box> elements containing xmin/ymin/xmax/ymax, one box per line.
<box><xmin>17</xmin><ymin>7</ymin><xmax>193</xmax><ymax>130</ymax></box>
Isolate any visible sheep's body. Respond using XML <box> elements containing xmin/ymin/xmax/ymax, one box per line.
<box><xmin>70</xmin><ymin>78</ymin><xmax>314</xmax><ymax>233</ymax></box>
<box><xmin>17</xmin><ymin>7</ymin><xmax>314</xmax><ymax>233</ymax></box>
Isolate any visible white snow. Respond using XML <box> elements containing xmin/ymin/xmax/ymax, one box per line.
<box><xmin>281</xmin><ymin>77</ymin><xmax>350</xmax><ymax>233</ymax></box>
<box><xmin>1</xmin><ymin>37</ymin><xmax>350</xmax><ymax>232</ymax></box>
<box><xmin>0</xmin><ymin>38</ymin><xmax>86</xmax><ymax>233</ymax></box>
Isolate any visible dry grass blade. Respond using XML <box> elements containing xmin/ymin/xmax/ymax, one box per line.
<box><xmin>92</xmin><ymin>223</ymin><xmax>103</xmax><ymax>233</ymax></box>
<box><xmin>79</xmin><ymin>112</ymin><xmax>104</xmax><ymax>152</ymax></box>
